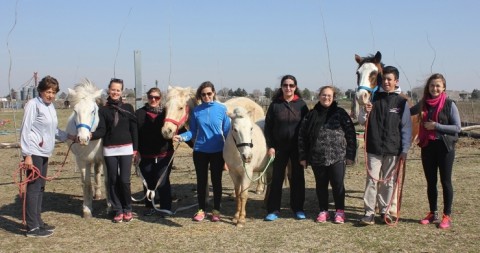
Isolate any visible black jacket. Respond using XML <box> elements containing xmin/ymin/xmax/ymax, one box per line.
<box><xmin>298</xmin><ymin>101</ymin><xmax>357</xmax><ymax>166</ymax></box>
<box><xmin>264</xmin><ymin>96</ymin><xmax>308</xmax><ymax>150</ymax></box>
<box><xmin>135</xmin><ymin>105</ymin><xmax>173</xmax><ymax>158</ymax></box>
<box><xmin>92</xmin><ymin>102</ymin><xmax>138</xmax><ymax>151</ymax></box>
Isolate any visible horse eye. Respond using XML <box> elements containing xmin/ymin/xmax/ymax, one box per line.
<box><xmin>179</xmin><ymin>107</ymin><xmax>184</xmax><ymax>111</ymax></box>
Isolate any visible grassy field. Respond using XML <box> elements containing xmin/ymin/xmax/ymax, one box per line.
<box><xmin>0</xmin><ymin>104</ymin><xmax>480</xmax><ymax>252</ymax></box>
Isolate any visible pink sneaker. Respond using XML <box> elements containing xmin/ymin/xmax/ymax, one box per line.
<box><xmin>193</xmin><ymin>209</ymin><xmax>205</xmax><ymax>222</ymax></box>
<box><xmin>316</xmin><ymin>211</ymin><xmax>329</xmax><ymax>223</ymax></box>
<box><xmin>113</xmin><ymin>213</ymin><xmax>124</xmax><ymax>223</ymax></box>
<box><xmin>334</xmin><ymin>210</ymin><xmax>345</xmax><ymax>224</ymax></box>
<box><xmin>211</xmin><ymin>210</ymin><xmax>220</xmax><ymax>222</ymax></box>
<box><xmin>123</xmin><ymin>211</ymin><xmax>133</xmax><ymax>222</ymax></box>
<box><xmin>438</xmin><ymin>214</ymin><xmax>452</xmax><ymax>229</ymax></box>
<box><xmin>420</xmin><ymin>211</ymin><xmax>439</xmax><ymax>225</ymax></box>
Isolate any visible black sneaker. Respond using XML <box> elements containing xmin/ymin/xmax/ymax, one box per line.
<box><xmin>41</xmin><ymin>223</ymin><xmax>56</xmax><ymax>232</ymax></box>
<box><xmin>26</xmin><ymin>227</ymin><xmax>53</xmax><ymax>238</ymax></box>
<box><xmin>360</xmin><ymin>214</ymin><xmax>375</xmax><ymax>225</ymax></box>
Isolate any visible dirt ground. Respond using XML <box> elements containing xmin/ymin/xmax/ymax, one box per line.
<box><xmin>1</xmin><ymin>130</ymin><xmax>479</xmax><ymax>252</ymax></box>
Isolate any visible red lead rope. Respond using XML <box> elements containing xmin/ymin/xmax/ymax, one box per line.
<box><xmin>12</xmin><ymin>143</ymin><xmax>73</xmax><ymax>225</ymax></box>
<box><xmin>363</xmin><ymin>112</ymin><xmax>406</xmax><ymax>226</ymax></box>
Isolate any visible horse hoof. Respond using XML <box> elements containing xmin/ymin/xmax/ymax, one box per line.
<box><xmin>255</xmin><ymin>190</ymin><xmax>263</xmax><ymax>195</ymax></box>
<box><xmin>94</xmin><ymin>195</ymin><xmax>102</xmax><ymax>200</ymax></box>
<box><xmin>83</xmin><ymin>212</ymin><xmax>93</xmax><ymax>219</ymax></box>
<box><xmin>236</xmin><ymin>223</ymin><xmax>244</xmax><ymax>228</ymax></box>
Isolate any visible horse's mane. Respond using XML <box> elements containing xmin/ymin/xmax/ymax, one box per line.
<box><xmin>69</xmin><ymin>79</ymin><xmax>102</xmax><ymax>106</ymax></box>
<box><xmin>165</xmin><ymin>86</ymin><xmax>198</xmax><ymax>107</ymax></box>
<box><xmin>231</xmin><ymin>107</ymin><xmax>249</xmax><ymax>119</ymax></box>
<box><xmin>358</xmin><ymin>54</ymin><xmax>385</xmax><ymax>69</ymax></box>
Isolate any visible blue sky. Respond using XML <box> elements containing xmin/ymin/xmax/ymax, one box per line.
<box><xmin>1</xmin><ymin>0</ymin><xmax>479</xmax><ymax>97</ymax></box>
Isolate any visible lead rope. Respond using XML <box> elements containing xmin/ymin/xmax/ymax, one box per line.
<box><xmin>13</xmin><ymin>142</ymin><xmax>73</xmax><ymax>225</ymax></box>
<box><xmin>363</xmin><ymin>110</ymin><xmax>406</xmax><ymax>226</ymax></box>
<box><xmin>132</xmin><ymin>141</ymin><xmax>198</xmax><ymax>215</ymax></box>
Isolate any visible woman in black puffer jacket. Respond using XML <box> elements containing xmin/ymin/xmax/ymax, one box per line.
<box><xmin>298</xmin><ymin>85</ymin><xmax>356</xmax><ymax>224</ymax></box>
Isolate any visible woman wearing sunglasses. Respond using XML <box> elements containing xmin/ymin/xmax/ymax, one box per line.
<box><xmin>264</xmin><ymin>74</ymin><xmax>309</xmax><ymax>221</ymax></box>
<box><xmin>173</xmin><ymin>81</ymin><xmax>230</xmax><ymax>222</ymax></box>
<box><xmin>135</xmin><ymin>88</ymin><xmax>176</xmax><ymax>216</ymax></box>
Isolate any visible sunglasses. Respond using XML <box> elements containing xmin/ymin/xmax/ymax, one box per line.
<box><xmin>282</xmin><ymin>84</ymin><xmax>296</xmax><ymax>88</ymax></box>
<box><xmin>148</xmin><ymin>95</ymin><xmax>161</xmax><ymax>100</ymax></box>
<box><xmin>201</xmin><ymin>92</ymin><xmax>213</xmax><ymax>97</ymax></box>
<box><xmin>110</xmin><ymin>78</ymin><xmax>124</xmax><ymax>84</ymax></box>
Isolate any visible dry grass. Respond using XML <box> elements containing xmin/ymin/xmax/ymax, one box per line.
<box><xmin>1</xmin><ymin>107</ymin><xmax>480</xmax><ymax>252</ymax></box>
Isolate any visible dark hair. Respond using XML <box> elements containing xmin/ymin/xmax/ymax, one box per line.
<box><xmin>147</xmin><ymin>87</ymin><xmax>162</xmax><ymax>98</ymax></box>
<box><xmin>273</xmin><ymin>74</ymin><xmax>302</xmax><ymax>100</ymax></box>
<box><xmin>382</xmin><ymin>66</ymin><xmax>399</xmax><ymax>80</ymax></box>
<box><xmin>319</xmin><ymin>85</ymin><xmax>336</xmax><ymax>99</ymax></box>
<box><xmin>422</xmin><ymin>73</ymin><xmax>446</xmax><ymax>100</ymax></box>
<box><xmin>109</xmin><ymin>78</ymin><xmax>124</xmax><ymax>90</ymax></box>
<box><xmin>37</xmin><ymin>75</ymin><xmax>60</xmax><ymax>93</ymax></box>
<box><xmin>196</xmin><ymin>81</ymin><xmax>216</xmax><ymax>101</ymax></box>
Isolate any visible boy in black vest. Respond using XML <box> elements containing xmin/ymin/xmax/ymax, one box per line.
<box><xmin>358</xmin><ymin>66</ymin><xmax>412</xmax><ymax>225</ymax></box>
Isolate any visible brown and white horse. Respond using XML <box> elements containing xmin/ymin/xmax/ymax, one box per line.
<box><xmin>354</xmin><ymin>51</ymin><xmax>419</xmax><ymax>141</ymax></box>
<box><xmin>354</xmin><ymin>51</ymin><xmax>419</xmax><ymax>218</ymax></box>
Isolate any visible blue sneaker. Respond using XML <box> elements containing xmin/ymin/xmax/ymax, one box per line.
<box><xmin>295</xmin><ymin>211</ymin><xmax>306</xmax><ymax>220</ymax></box>
<box><xmin>264</xmin><ymin>212</ymin><xmax>279</xmax><ymax>221</ymax></box>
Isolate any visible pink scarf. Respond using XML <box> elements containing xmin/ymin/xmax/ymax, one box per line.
<box><xmin>418</xmin><ymin>92</ymin><xmax>446</xmax><ymax>147</ymax></box>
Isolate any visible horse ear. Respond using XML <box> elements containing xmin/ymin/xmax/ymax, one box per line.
<box><xmin>68</xmin><ymin>88</ymin><xmax>76</xmax><ymax>97</ymax></box>
<box><xmin>374</xmin><ymin>51</ymin><xmax>382</xmax><ymax>63</ymax></box>
<box><xmin>355</xmin><ymin>54</ymin><xmax>362</xmax><ymax>64</ymax></box>
<box><xmin>93</xmin><ymin>89</ymin><xmax>103</xmax><ymax>99</ymax></box>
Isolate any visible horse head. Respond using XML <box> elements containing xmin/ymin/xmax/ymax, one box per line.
<box><xmin>355</xmin><ymin>51</ymin><xmax>383</xmax><ymax>106</ymax></box>
<box><xmin>229</xmin><ymin>107</ymin><xmax>254</xmax><ymax>164</ymax></box>
<box><xmin>67</xmin><ymin>79</ymin><xmax>103</xmax><ymax>145</ymax></box>
<box><xmin>161</xmin><ymin>86</ymin><xmax>197</xmax><ymax>139</ymax></box>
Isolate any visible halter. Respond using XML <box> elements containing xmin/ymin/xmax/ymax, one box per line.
<box><xmin>164</xmin><ymin>106</ymin><xmax>190</xmax><ymax>134</ymax></box>
<box><xmin>231</xmin><ymin>127</ymin><xmax>254</xmax><ymax>149</ymax></box>
<box><xmin>75</xmin><ymin>104</ymin><xmax>98</xmax><ymax>131</ymax></box>
<box><xmin>357</xmin><ymin>85</ymin><xmax>379</xmax><ymax>102</ymax></box>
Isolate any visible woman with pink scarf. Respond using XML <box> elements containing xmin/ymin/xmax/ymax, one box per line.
<box><xmin>411</xmin><ymin>73</ymin><xmax>461</xmax><ymax>229</ymax></box>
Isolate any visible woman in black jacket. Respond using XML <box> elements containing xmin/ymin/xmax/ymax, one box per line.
<box><xmin>92</xmin><ymin>78</ymin><xmax>138</xmax><ymax>223</ymax></box>
<box><xmin>298</xmin><ymin>86</ymin><xmax>356</xmax><ymax>224</ymax></box>
<box><xmin>264</xmin><ymin>75</ymin><xmax>309</xmax><ymax>221</ymax></box>
<box><xmin>135</xmin><ymin>88</ymin><xmax>174</xmax><ymax>216</ymax></box>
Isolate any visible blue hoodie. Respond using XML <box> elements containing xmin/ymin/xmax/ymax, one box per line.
<box><xmin>179</xmin><ymin>101</ymin><xmax>230</xmax><ymax>153</ymax></box>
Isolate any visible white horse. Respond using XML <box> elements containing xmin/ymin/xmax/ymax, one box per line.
<box><xmin>223</xmin><ymin>107</ymin><xmax>272</xmax><ymax>227</ymax></box>
<box><xmin>161</xmin><ymin>86</ymin><xmax>267</xmax><ymax>194</ymax></box>
<box><xmin>66</xmin><ymin>79</ymin><xmax>109</xmax><ymax>218</ymax></box>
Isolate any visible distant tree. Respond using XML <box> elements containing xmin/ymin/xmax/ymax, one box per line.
<box><xmin>459</xmin><ymin>92</ymin><xmax>468</xmax><ymax>101</ymax></box>
<box><xmin>471</xmin><ymin>89</ymin><xmax>480</xmax><ymax>100</ymax></box>
<box><xmin>227</xmin><ymin>89</ymin><xmax>234</xmax><ymax>97</ymax></box>
<box><xmin>58</xmin><ymin>92</ymin><xmax>67</xmax><ymax>99</ymax></box>
<box><xmin>232</xmin><ymin>88</ymin><xmax>248</xmax><ymax>97</ymax></box>
<box><xmin>218</xmin><ymin>87</ymin><xmax>230</xmax><ymax>97</ymax></box>
<box><xmin>10</xmin><ymin>89</ymin><xmax>17</xmax><ymax>99</ymax></box>
<box><xmin>264</xmin><ymin>87</ymin><xmax>274</xmax><ymax>98</ymax></box>
<box><xmin>302</xmin><ymin>88</ymin><xmax>312</xmax><ymax>100</ymax></box>
<box><xmin>345</xmin><ymin>89</ymin><xmax>356</xmax><ymax>100</ymax></box>
<box><xmin>252</xmin><ymin>89</ymin><xmax>262</xmax><ymax>99</ymax></box>
<box><xmin>334</xmin><ymin>87</ymin><xmax>344</xmax><ymax>98</ymax></box>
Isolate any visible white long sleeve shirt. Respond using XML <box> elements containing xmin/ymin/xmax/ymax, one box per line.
<box><xmin>20</xmin><ymin>97</ymin><xmax>68</xmax><ymax>157</ymax></box>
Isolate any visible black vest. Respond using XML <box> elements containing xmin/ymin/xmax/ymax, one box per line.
<box><xmin>366</xmin><ymin>92</ymin><xmax>407</xmax><ymax>156</ymax></box>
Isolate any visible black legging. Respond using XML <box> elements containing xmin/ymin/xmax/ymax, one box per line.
<box><xmin>104</xmin><ymin>155</ymin><xmax>133</xmax><ymax>215</ymax></box>
<box><xmin>266</xmin><ymin>147</ymin><xmax>305</xmax><ymax>213</ymax></box>
<box><xmin>139</xmin><ymin>156</ymin><xmax>172</xmax><ymax>210</ymax></box>
<box><xmin>192</xmin><ymin>151</ymin><xmax>224</xmax><ymax>211</ymax></box>
<box><xmin>421</xmin><ymin>139</ymin><xmax>455</xmax><ymax>215</ymax></box>
<box><xmin>311</xmin><ymin>161</ymin><xmax>346</xmax><ymax>211</ymax></box>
